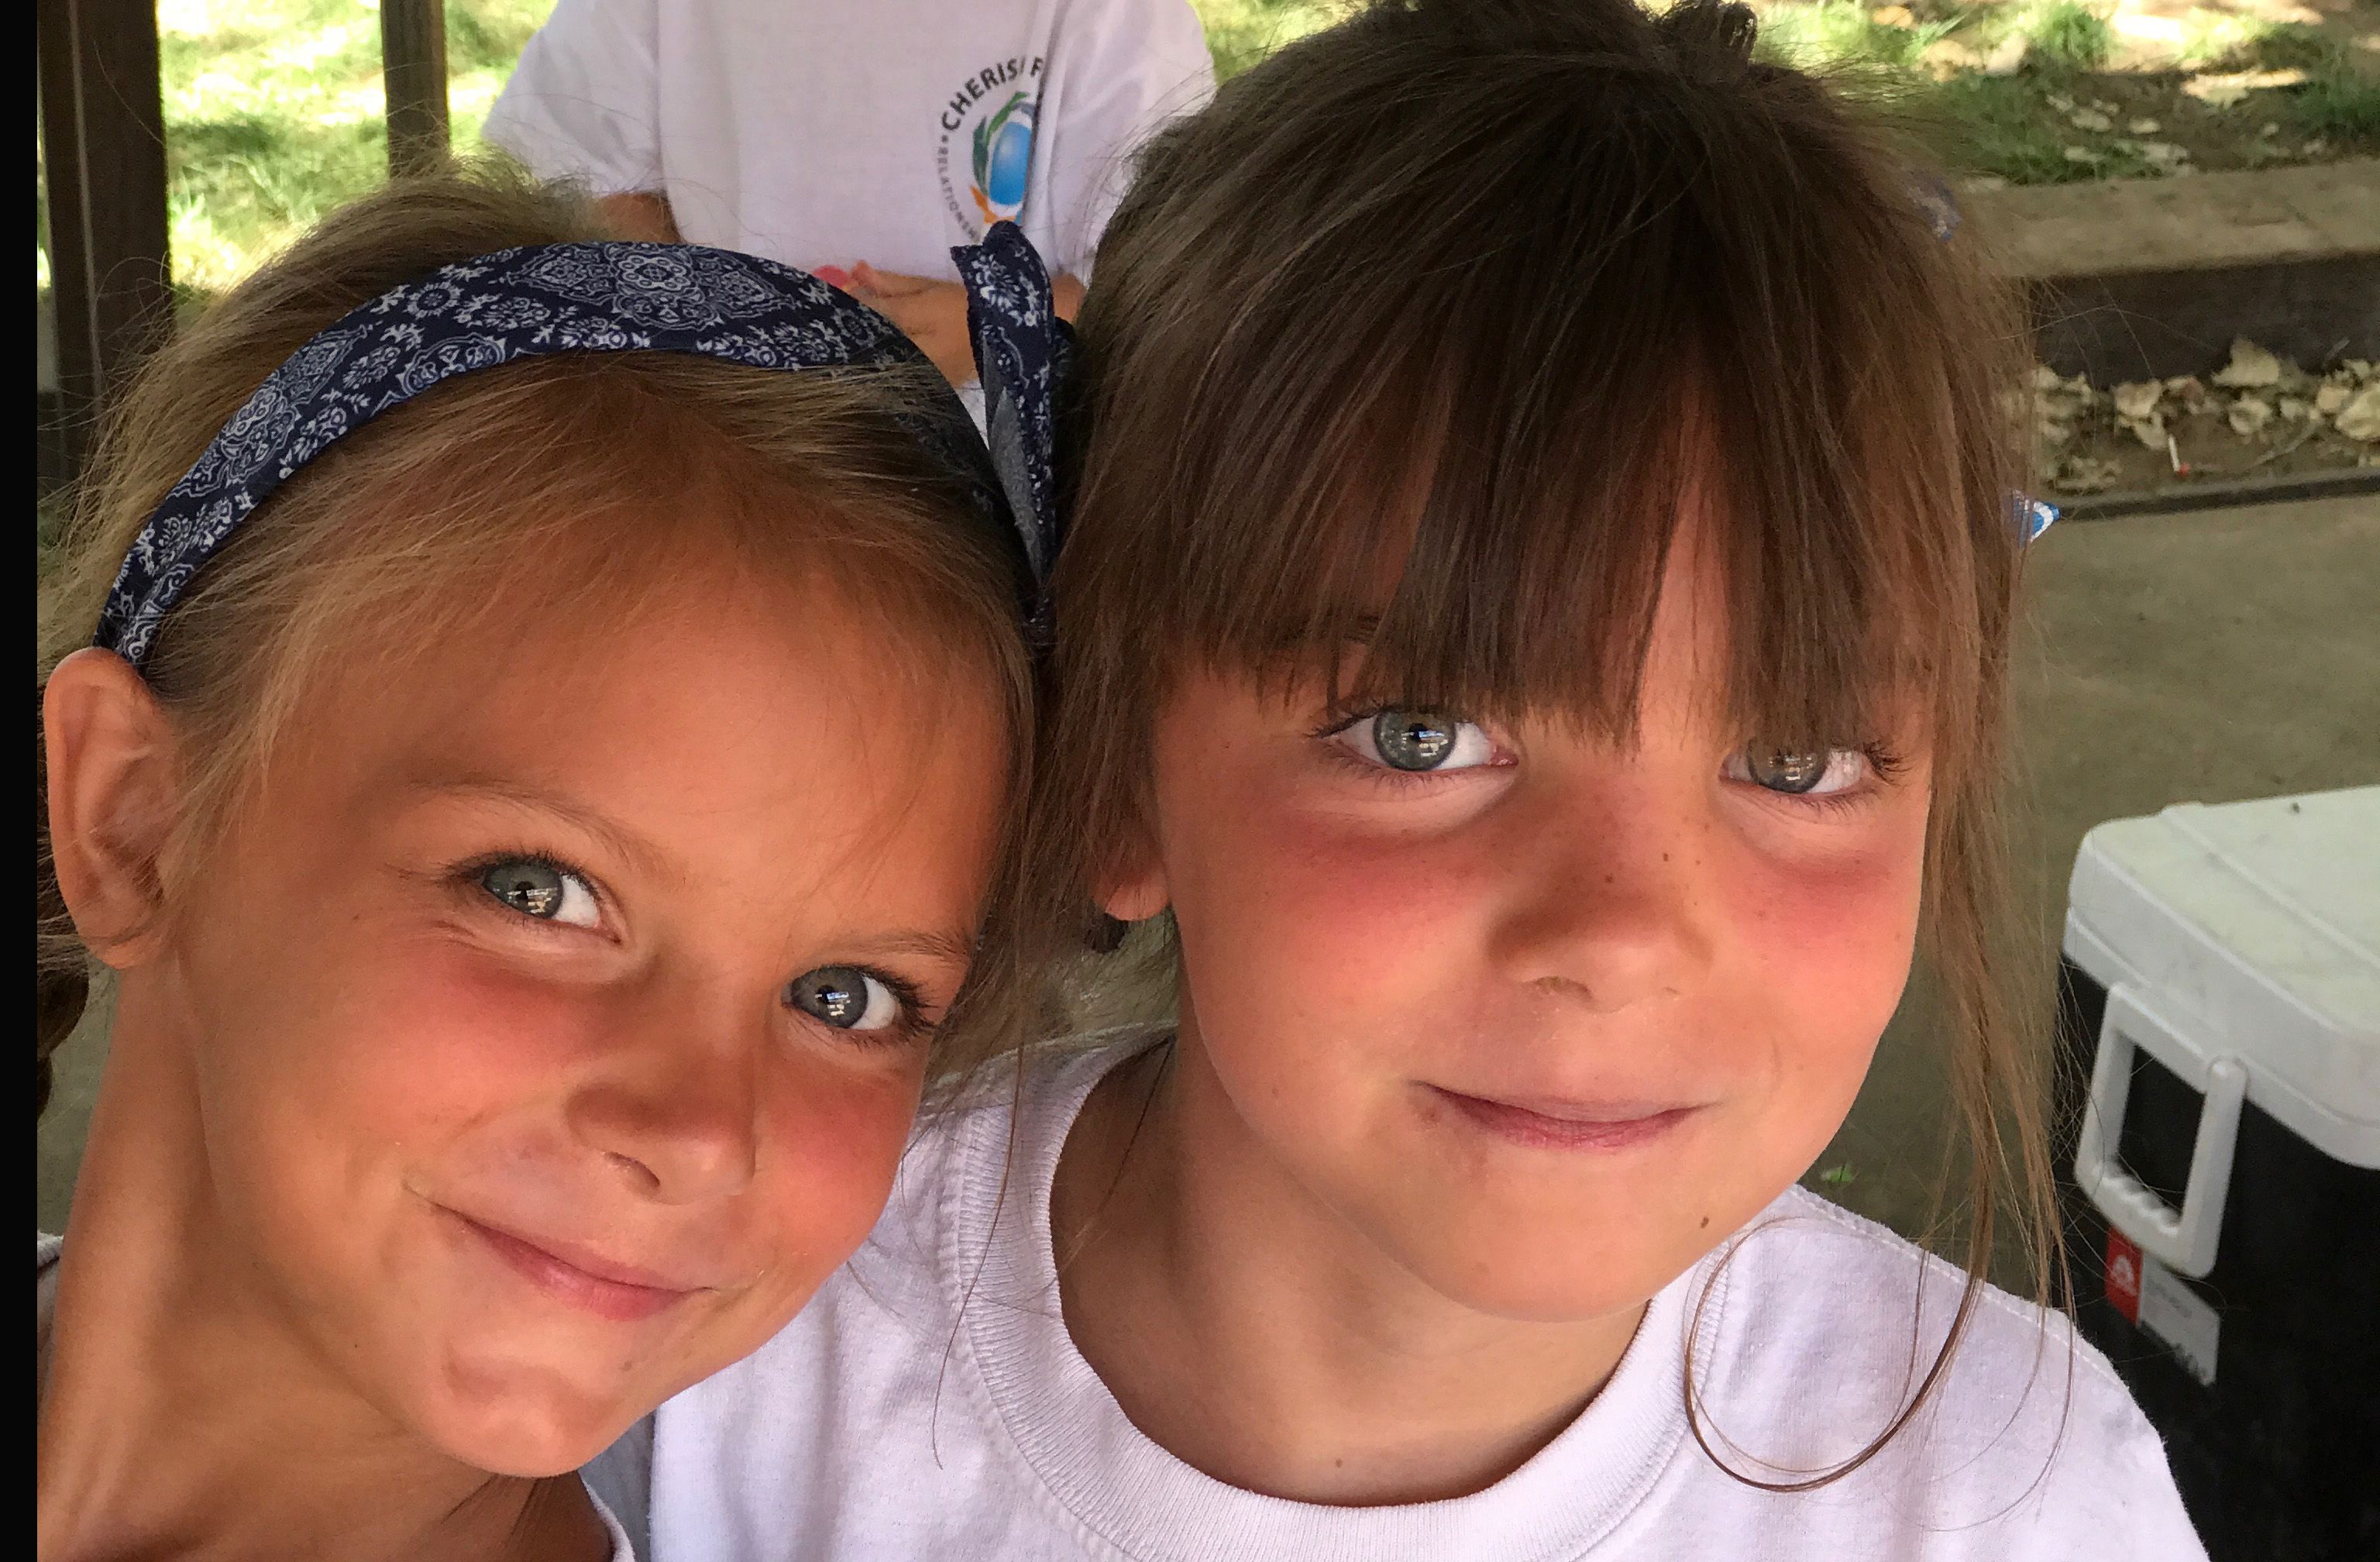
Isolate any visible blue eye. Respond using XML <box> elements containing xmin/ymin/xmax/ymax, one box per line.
<box><xmin>1726</xmin><ymin>747</ymin><xmax>1872</xmax><ymax>796</ymax></box>
<box><xmin>480</xmin><ymin>859</ymin><xmax>600</xmax><ymax>927</ymax></box>
<box><xmin>785</xmin><ymin>966</ymin><xmax>903</xmax><ymax>1032</ymax></box>
<box><xmin>1335</xmin><ymin>709</ymin><xmax>1499</xmax><ymax>773</ymax></box>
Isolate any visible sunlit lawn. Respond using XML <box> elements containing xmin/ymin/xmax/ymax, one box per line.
<box><xmin>1754</xmin><ymin>0</ymin><xmax>2378</xmax><ymax>185</ymax></box>
<box><xmin>157</xmin><ymin>0</ymin><xmax>555</xmax><ymax>298</ymax></box>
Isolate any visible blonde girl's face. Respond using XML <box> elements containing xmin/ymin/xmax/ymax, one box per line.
<box><xmin>166</xmin><ymin>545</ymin><xmax>1007</xmax><ymax>1475</ymax></box>
<box><xmin>1119</xmin><ymin>518</ymin><xmax>1932</xmax><ymax>1324</ymax></box>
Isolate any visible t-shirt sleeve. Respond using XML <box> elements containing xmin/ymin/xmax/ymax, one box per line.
<box><xmin>481</xmin><ymin>0</ymin><xmax>666</xmax><ymax>194</ymax></box>
<box><xmin>2027</xmin><ymin>1352</ymin><xmax>2210</xmax><ymax>1561</ymax></box>
<box><xmin>1040</xmin><ymin>0</ymin><xmax>1216</xmax><ymax>278</ymax></box>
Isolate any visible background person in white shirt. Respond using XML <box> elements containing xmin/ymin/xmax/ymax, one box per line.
<box><xmin>484</xmin><ymin>0</ymin><xmax>1215</xmax><ymax>384</ymax></box>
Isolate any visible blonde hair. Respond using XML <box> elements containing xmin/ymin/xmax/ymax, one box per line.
<box><xmin>37</xmin><ymin>167</ymin><xmax>1034</xmax><ymax>1110</ymax></box>
<box><xmin>1034</xmin><ymin>0</ymin><xmax>2058</xmax><ymax>1485</ymax></box>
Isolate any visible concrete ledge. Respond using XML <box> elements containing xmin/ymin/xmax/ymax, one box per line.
<box><xmin>2058</xmin><ymin>465</ymin><xmax>2380</xmax><ymax>520</ymax></box>
<box><xmin>1969</xmin><ymin>160</ymin><xmax>2380</xmax><ymax>382</ymax></box>
<box><xmin>1972</xmin><ymin>160</ymin><xmax>2380</xmax><ymax>277</ymax></box>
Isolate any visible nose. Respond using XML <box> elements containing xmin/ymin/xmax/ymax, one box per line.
<box><xmin>1485</xmin><ymin>779</ymin><xmax>1716</xmax><ymax>1013</ymax></box>
<box><xmin>564</xmin><ymin>993</ymin><xmax>762</xmax><ymax>1206</ymax></box>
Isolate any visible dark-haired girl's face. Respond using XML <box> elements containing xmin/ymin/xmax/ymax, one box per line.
<box><xmin>1110</xmin><ymin>519</ymin><xmax>1931</xmax><ymax>1323</ymax></box>
<box><xmin>151</xmin><ymin>549</ymin><xmax>1006</xmax><ymax>1474</ymax></box>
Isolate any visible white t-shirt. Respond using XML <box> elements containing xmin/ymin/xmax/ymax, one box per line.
<box><xmin>483</xmin><ymin>0</ymin><xmax>1215</xmax><ymax>281</ymax></box>
<box><xmin>38</xmin><ymin>1234</ymin><xmax>637</xmax><ymax>1562</ymax></box>
<box><xmin>591</xmin><ymin>1036</ymin><xmax>2207</xmax><ymax>1560</ymax></box>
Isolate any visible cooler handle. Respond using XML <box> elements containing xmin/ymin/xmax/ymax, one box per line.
<box><xmin>2073</xmin><ymin>982</ymin><xmax>2246</xmax><ymax>1280</ymax></box>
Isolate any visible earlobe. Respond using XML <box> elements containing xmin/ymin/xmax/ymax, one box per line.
<box><xmin>1095</xmin><ymin>849</ymin><xmax>1170</xmax><ymax>925</ymax></box>
<box><xmin>43</xmin><ymin>649</ymin><xmax>184</xmax><ymax>969</ymax></box>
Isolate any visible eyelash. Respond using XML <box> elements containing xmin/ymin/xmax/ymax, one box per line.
<box><xmin>449</xmin><ymin>847</ymin><xmax>609</xmax><ymax>929</ymax></box>
<box><xmin>448</xmin><ymin>849</ymin><xmax>940</xmax><ymax>1044</ymax></box>
<box><xmin>1746</xmin><ymin>745</ymin><xmax>1907</xmax><ymax>817</ymax></box>
<box><xmin>1308</xmin><ymin>708</ymin><xmax>1506</xmax><ymax>790</ymax></box>
<box><xmin>831</xmin><ymin>970</ymin><xmax>937</xmax><ymax>1048</ymax></box>
<box><xmin>1310</xmin><ymin>712</ymin><xmax>1907</xmax><ymax>810</ymax></box>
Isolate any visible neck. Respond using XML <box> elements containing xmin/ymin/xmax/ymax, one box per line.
<box><xmin>1051</xmin><ymin>1027</ymin><xmax>1646</xmax><ymax>1507</ymax></box>
<box><xmin>36</xmin><ymin>978</ymin><xmax>603</xmax><ymax>1562</ymax></box>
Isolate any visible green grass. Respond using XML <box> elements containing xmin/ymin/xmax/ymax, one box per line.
<box><xmin>159</xmin><ymin>0</ymin><xmax>554</xmax><ymax>298</ymax></box>
<box><xmin>2023</xmin><ymin>1</ymin><xmax>2113</xmax><ymax>71</ymax></box>
<box><xmin>1192</xmin><ymin>0</ymin><xmax>1345</xmax><ymax>79</ymax></box>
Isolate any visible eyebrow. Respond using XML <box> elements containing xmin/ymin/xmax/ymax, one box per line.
<box><xmin>410</xmin><ymin>776</ymin><xmax>981</xmax><ymax>972</ymax></box>
<box><xmin>841</xmin><ymin>929</ymin><xmax>979</xmax><ymax>973</ymax></box>
<box><xmin>402</xmin><ymin>775</ymin><xmax>673</xmax><ymax>882</ymax></box>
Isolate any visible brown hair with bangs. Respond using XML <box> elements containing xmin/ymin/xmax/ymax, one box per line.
<box><xmin>38</xmin><ymin>165</ymin><xmax>1036</xmax><ymax>1113</ymax></box>
<box><xmin>1034</xmin><ymin>0</ymin><xmax>2053</xmax><ymax>1486</ymax></box>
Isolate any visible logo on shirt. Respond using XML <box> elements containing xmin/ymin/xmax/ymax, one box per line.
<box><xmin>937</xmin><ymin>57</ymin><xmax>1044</xmax><ymax>237</ymax></box>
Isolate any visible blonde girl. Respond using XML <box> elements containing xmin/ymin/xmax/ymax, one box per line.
<box><xmin>37</xmin><ymin>170</ymin><xmax>1064</xmax><ymax>1560</ymax></box>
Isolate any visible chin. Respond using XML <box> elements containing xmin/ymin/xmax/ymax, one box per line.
<box><xmin>402</xmin><ymin>1339</ymin><xmax>648</xmax><ymax>1478</ymax></box>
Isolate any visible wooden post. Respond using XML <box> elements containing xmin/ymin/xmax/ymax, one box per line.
<box><xmin>382</xmin><ymin>0</ymin><xmax>450</xmax><ymax>177</ymax></box>
<box><xmin>37</xmin><ymin>0</ymin><xmax>172</xmax><ymax>481</ymax></box>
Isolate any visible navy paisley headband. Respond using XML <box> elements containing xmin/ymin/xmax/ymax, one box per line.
<box><xmin>95</xmin><ymin>228</ymin><xmax>1068</xmax><ymax>666</ymax></box>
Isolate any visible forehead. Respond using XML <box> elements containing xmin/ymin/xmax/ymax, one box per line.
<box><xmin>275</xmin><ymin>549</ymin><xmax>1011</xmax><ymax>910</ymax></box>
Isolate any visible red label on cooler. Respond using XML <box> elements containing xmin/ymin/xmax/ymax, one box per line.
<box><xmin>2104</xmin><ymin>1230</ymin><xmax>2143</xmax><ymax>1324</ymax></box>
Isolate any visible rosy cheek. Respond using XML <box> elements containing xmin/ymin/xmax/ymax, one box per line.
<box><xmin>328</xmin><ymin>941</ymin><xmax>604</xmax><ymax>1131</ymax></box>
<box><xmin>1728</xmin><ymin>832</ymin><xmax>1926</xmax><ymax>1072</ymax></box>
<box><xmin>747</xmin><ymin>1058</ymin><xmax>921</xmax><ymax>1282</ymax></box>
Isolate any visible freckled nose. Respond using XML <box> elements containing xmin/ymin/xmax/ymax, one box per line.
<box><xmin>1489</xmin><ymin>808</ymin><xmax>1714</xmax><ymax>1012</ymax></box>
<box><xmin>565</xmin><ymin>1032</ymin><xmax>761</xmax><ymax>1206</ymax></box>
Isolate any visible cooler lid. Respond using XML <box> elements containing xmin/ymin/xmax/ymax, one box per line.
<box><xmin>2063</xmin><ymin>786</ymin><xmax>2380</xmax><ymax>1167</ymax></box>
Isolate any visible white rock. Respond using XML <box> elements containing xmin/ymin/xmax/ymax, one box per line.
<box><xmin>2211</xmin><ymin>339</ymin><xmax>2283</xmax><ymax>389</ymax></box>
<box><xmin>2113</xmin><ymin>380</ymin><xmax>2164</xmax><ymax>420</ymax></box>
<box><xmin>2183</xmin><ymin>68</ymin><xmax>2306</xmax><ymax>108</ymax></box>
<box><xmin>1983</xmin><ymin>33</ymin><xmax>2028</xmax><ymax>75</ymax></box>
<box><xmin>2138</xmin><ymin>142</ymin><xmax>2192</xmax><ymax>170</ymax></box>
<box><xmin>2063</xmin><ymin>146</ymin><xmax>2102</xmax><ymax>163</ymax></box>
<box><xmin>2129</xmin><ymin>118</ymin><xmax>2161</xmax><ymax>134</ymax></box>
<box><xmin>2227</xmin><ymin>396</ymin><xmax>2274</xmax><ymax>437</ymax></box>
<box><xmin>2052</xmin><ymin>456</ymin><xmax>2122</xmax><ymax>494</ymax></box>
<box><xmin>2337</xmin><ymin>385</ymin><xmax>2380</xmax><ymax>442</ymax></box>
<box><xmin>2314</xmin><ymin>381</ymin><xmax>2352</xmax><ymax>416</ymax></box>
<box><xmin>2069</xmin><ymin>108</ymin><xmax>2113</xmax><ymax>132</ymax></box>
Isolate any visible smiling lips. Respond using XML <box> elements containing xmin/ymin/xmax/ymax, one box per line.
<box><xmin>1427</xmin><ymin>1085</ymin><xmax>1701</xmax><ymax>1151</ymax></box>
<box><xmin>449</xmin><ymin>1211</ymin><xmax>708</xmax><ymax>1323</ymax></box>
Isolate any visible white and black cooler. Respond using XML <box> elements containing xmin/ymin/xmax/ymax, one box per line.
<box><xmin>2052</xmin><ymin>787</ymin><xmax>2380</xmax><ymax>1560</ymax></box>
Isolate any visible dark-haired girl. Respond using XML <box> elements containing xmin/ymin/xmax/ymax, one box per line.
<box><xmin>602</xmin><ymin>2</ymin><xmax>2203</xmax><ymax>1557</ymax></box>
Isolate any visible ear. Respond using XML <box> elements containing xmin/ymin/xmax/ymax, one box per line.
<box><xmin>44</xmin><ymin>649</ymin><xmax>184</xmax><ymax>969</ymax></box>
<box><xmin>1094</xmin><ymin>831</ymin><xmax>1170</xmax><ymax>925</ymax></box>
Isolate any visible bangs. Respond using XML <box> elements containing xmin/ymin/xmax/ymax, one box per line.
<box><xmin>1071</xmin><ymin>11</ymin><xmax>2025</xmax><ymax>767</ymax></box>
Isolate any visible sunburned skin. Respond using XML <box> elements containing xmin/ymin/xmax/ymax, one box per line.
<box><xmin>1051</xmin><ymin>504</ymin><xmax>1934</xmax><ymax>1506</ymax></box>
<box><xmin>38</xmin><ymin>534</ymin><xmax>1009</xmax><ymax>1562</ymax></box>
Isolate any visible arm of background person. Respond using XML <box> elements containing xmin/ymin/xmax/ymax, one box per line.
<box><xmin>597</xmin><ymin>192</ymin><xmax>682</xmax><ymax>243</ymax></box>
<box><xmin>841</xmin><ymin>264</ymin><xmax>1085</xmax><ymax>390</ymax></box>
<box><xmin>481</xmin><ymin>0</ymin><xmax>668</xmax><ymax>209</ymax></box>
